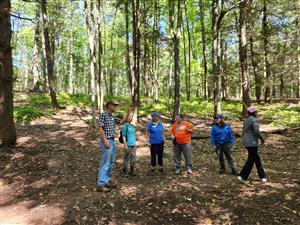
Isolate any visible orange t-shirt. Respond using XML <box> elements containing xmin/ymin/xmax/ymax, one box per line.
<box><xmin>170</xmin><ymin>121</ymin><xmax>193</xmax><ymax>144</ymax></box>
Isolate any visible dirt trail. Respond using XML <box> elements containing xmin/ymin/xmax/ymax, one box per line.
<box><xmin>1</xmin><ymin>107</ymin><xmax>299</xmax><ymax>225</ymax></box>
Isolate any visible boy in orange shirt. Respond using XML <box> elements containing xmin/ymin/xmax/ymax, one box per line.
<box><xmin>170</xmin><ymin>114</ymin><xmax>194</xmax><ymax>174</ymax></box>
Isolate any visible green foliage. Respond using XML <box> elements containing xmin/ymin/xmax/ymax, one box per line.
<box><xmin>14</xmin><ymin>93</ymin><xmax>92</xmax><ymax>124</ymax></box>
<box><xmin>260</xmin><ymin>103</ymin><xmax>300</xmax><ymax>127</ymax></box>
<box><xmin>14</xmin><ymin>106</ymin><xmax>52</xmax><ymax>124</ymax></box>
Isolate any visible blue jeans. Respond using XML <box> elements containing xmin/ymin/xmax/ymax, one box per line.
<box><xmin>97</xmin><ymin>139</ymin><xmax>116</xmax><ymax>187</ymax></box>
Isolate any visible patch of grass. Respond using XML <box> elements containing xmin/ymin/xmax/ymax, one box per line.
<box><xmin>260</xmin><ymin>103</ymin><xmax>300</xmax><ymax>127</ymax></box>
<box><xmin>14</xmin><ymin>105</ymin><xmax>53</xmax><ymax>124</ymax></box>
<box><xmin>57</xmin><ymin>93</ymin><xmax>92</xmax><ymax>107</ymax></box>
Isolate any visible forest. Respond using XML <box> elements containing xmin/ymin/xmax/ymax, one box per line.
<box><xmin>0</xmin><ymin>0</ymin><xmax>300</xmax><ymax>224</ymax></box>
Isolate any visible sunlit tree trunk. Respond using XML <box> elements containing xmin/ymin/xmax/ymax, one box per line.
<box><xmin>32</xmin><ymin>2</ymin><xmax>40</xmax><ymax>88</ymax></box>
<box><xmin>262</xmin><ymin>0</ymin><xmax>271</xmax><ymax>102</ymax></box>
<box><xmin>239</xmin><ymin>0</ymin><xmax>251</xmax><ymax>116</ymax></box>
<box><xmin>199</xmin><ymin>0</ymin><xmax>208</xmax><ymax>100</ymax></box>
<box><xmin>41</xmin><ymin>0</ymin><xmax>59</xmax><ymax>108</ymax></box>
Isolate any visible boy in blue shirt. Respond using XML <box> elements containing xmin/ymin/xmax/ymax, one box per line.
<box><xmin>210</xmin><ymin>114</ymin><xmax>238</xmax><ymax>175</ymax></box>
<box><xmin>120</xmin><ymin>116</ymin><xmax>137</xmax><ymax>177</ymax></box>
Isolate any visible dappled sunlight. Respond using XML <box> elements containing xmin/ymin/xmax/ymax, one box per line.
<box><xmin>0</xmin><ymin>201</ymin><xmax>64</xmax><ymax>225</ymax></box>
<box><xmin>17</xmin><ymin>136</ymin><xmax>33</xmax><ymax>145</ymax></box>
<box><xmin>119</xmin><ymin>185</ymin><xmax>139</xmax><ymax>196</ymax></box>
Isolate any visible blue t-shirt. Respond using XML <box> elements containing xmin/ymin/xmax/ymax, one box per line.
<box><xmin>147</xmin><ymin>122</ymin><xmax>164</xmax><ymax>144</ymax></box>
<box><xmin>121</xmin><ymin>123</ymin><xmax>136</xmax><ymax>147</ymax></box>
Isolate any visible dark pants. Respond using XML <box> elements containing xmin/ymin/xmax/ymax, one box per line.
<box><xmin>150</xmin><ymin>142</ymin><xmax>164</xmax><ymax>168</ymax></box>
<box><xmin>240</xmin><ymin>146</ymin><xmax>266</xmax><ymax>180</ymax></box>
<box><xmin>216</xmin><ymin>144</ymin><xmax>237</xmax><ymax>172</ymax></box>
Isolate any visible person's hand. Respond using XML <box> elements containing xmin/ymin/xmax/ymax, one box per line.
<box><xmin>212</xmin><ymin>145</ymin><xmax>217</xmax><ymax>151</ymax></box>
<box><xmin>104</xmin><ymin>139</ymin><xmax>110</xmax><ymax>149</ymax></box>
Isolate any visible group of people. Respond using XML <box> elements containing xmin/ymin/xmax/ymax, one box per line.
<box><xmin>96</xmin><ymin>101</ymin><xmax>267</xmax><ymax>192</ymax></box>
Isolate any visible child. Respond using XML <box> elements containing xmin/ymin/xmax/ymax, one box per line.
<box><xmin>120</xmin><ymin>116</ymin><xmax>137</xmax><ymax>177</ymax></box>
<box><xmin>210</xmin><ymin>114</ymin><xmax>238</xmax><ymax>175</ymax></box>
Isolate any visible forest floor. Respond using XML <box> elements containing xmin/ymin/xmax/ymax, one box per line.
<box><xmin>1</xmin><ymin>95</ymin><xmax>300</xmax><ymax>225</ymax></box>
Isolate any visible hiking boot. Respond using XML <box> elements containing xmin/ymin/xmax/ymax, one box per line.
<box><xmin>97</xmin><ymin>185</ymin><xmax>111</xmax><ymax>193</ymax></box>
<box><xmin>175</xmin><ymin>168</ymin><xmax>181</xmax><ymax>175</ymax></box>
<box><xmin>237</xmin><ymin>176</ymin><xmax>249</xmax><ymax>184</ymax></box>
<box><xmin>187</xmin><ymin>168</ymin><xmax>193</xmax><ymax>174</ymax></box>
<box><xmin>105</xmin><ymin>181</ymin><xmax>117</xmax><ymax>189</ymax></box>
<box><xmin>219</xmin><ymin>168</ymin><xmax>225</xmax><ymax>174</ymax></box>
<box><xmin>147</xmin><ymin>168</ymin><xmax>156</xmax><ymax>175</ymax></box>
<box><xmin>120</xmin><ymin>169</ymin><xmax>128</xmax><ymax>178</ymax></box>
<box><xmin>129</xmin><ymin>167</ymin><xmax>137</xmax><ymax>176</ymax></box>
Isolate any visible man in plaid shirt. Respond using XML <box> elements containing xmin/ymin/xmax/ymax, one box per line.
<box><xmin>97</xmin><ymin>100</ymin><xmax>134</xmax><ymax>192</ymax></box>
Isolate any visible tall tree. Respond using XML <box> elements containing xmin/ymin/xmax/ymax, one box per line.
<box><xmin>169</xmin><ymin>0</ymin><xmax>182</xmax><ymax>121</ymax></box>
<box><xmin>124</xmin><ymin>0</ymin><xmax>132</xmax><ymax>95</ymax></box>
<box><xmin>41</xmin><ymin>0</ymin><xmax>60</xmax><ymax>108</ymax></box>
<box><xmin>84</xmin><ymin>0</ymin><xmax>98</xmax><ymax>121</ymax></box>
<box><xmin>239</xmin><ymin>0</ymin><xmax>251</xmax><ymax>116</ymax></box>
<box><xmin>262</xmin><ymin>0</ymin><xmax>271</xmax><ymax>102</ymax></box>
<box><xmin>199</xmin><ymin>0</ymin><xmax>208</xmax><ymax>100</ymax></box>
<box><xmin>132</xmin><ymin>0</ymin><xmax>141</xmax><ymax>110</ymax></box>
<box><xmin>0</xmin><ymin>0</ymin><xmax>17</xmax><ymax>146</ymax></box>
<box><xmin>211</xmin><ymin>0</ymin><xmax>240</xmax><ymax>115</ymax></box>
<box><xmin>32</xmin><ymin>2</ymin><xmax>40</xmax><ymax>88</ymax></box>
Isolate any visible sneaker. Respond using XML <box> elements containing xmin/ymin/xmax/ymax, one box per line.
<box><xmin>159</xmin><ymin>168</ymin><xmax>164</xmax><ymax>173</ymax></box>
<box><xmin>97</xmin><ymin>186</ymin><xmax>111</xmax><ymax>193</ymax></box>
<box><xmin>219</xmin><ymin>168</ymin><xmax>225</xmax><ymax>174</ymax></box>
<box><xmin>237</xmin><ymin>176</ymin><xmax>249</xmax><ymax>184</ymax></box>
<box><xmin>175</xmin><ymin>168</ymin><xmax>181</xmax><ymax>175</ymax></box>
<box><xmin>187</xmin><ymin>168</ymin><xmax>193</xmax><ymax>174</ymax></box>
<box><xmin>261</xmin><ymin>178</ymin><xmax>267</xmax><ymax>182</ymax></box>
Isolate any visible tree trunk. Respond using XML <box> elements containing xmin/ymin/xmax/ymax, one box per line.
<box><xmin>249</xmin><ymin>34</ymin><xmax>261</xmax><ymax>103</ymax></box>
<box><xmin>125</xmin><ymin>1</ymin><xmax>132</xmax><ymax>95</ymax></box>
<box><xmin>183</xmin><ymin>0</ymin><xmax>191</xmax><ymax>100</ymax></box>
<box><xmin>108</xmin><ymin>8</ymin><xmax>118</xmax><ymax>97</ymax></box>
<box><xmin>296</xmin><ymin>9</ymin><xmax>300</xmax><ymax>98</ymax></box>
<box><xmin>32</xmin><ymin>3</ymin><xmax>40</xmax><ymax>89</ymax></box>
<box><xmin>68</xmin><ymin>23</ymin><xmax>74</xmax><ymax>94</ymax></box>
<box><xmin>0</xmin><ymin>0</ymin><xmax>17</xmax><ymax>146</ymax></box>
<box><xmin>41</xmin><ymin>0</ymin><xmax>59</xmax><ymax>109</ymax></box>
<box><xmin>169</xmin><ymin>0</ymin><xmax>182</xmax><ymax>121</ymax></box>
<box><xmin>212</xmin><ymin>0</ymin><xmax>222</xmax><ymax>115</ymax></box>
<box><xmin>97</xmin><ymin>3</ymin><xmax>104</xmax><ymax>113</ymax></box>
<box><xmin>199</xmin><ymin>0</ymin><xmax>208</xmax><ymax>100</ymax></box>
<box><xmin>262</xmin><ymin>0</ymin><xmax>271</xmax><ymax>102</ymax></box>
<box><xmin>132</xmin><ymin>0</ymin><xmax>141</xmax><ymax>110</ymax></box>
<box><xmin>239</xmin><ymin>0</ymin><xmax>251</xmax><ymax>116</ymax></box>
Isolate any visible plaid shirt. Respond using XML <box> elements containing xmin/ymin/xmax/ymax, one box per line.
<box><xmin>97</xmin><ymin>111</ymin><xmax>121</xmax><ymax>139</ymax></box>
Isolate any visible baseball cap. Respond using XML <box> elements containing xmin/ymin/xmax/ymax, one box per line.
<box><xmin>151</xmin><ymin>112</ymin><xmax>160</xmax><ymax>118</ymax></box>
<box><xmin>106</xmin><ymin>101</ymin><xmax>119</xmax><ymax>107</ymax></box>
<box><xmin>214</xmin><ymin>114</ymin><xmax>224</xmax><ymax>119</ymax></box>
